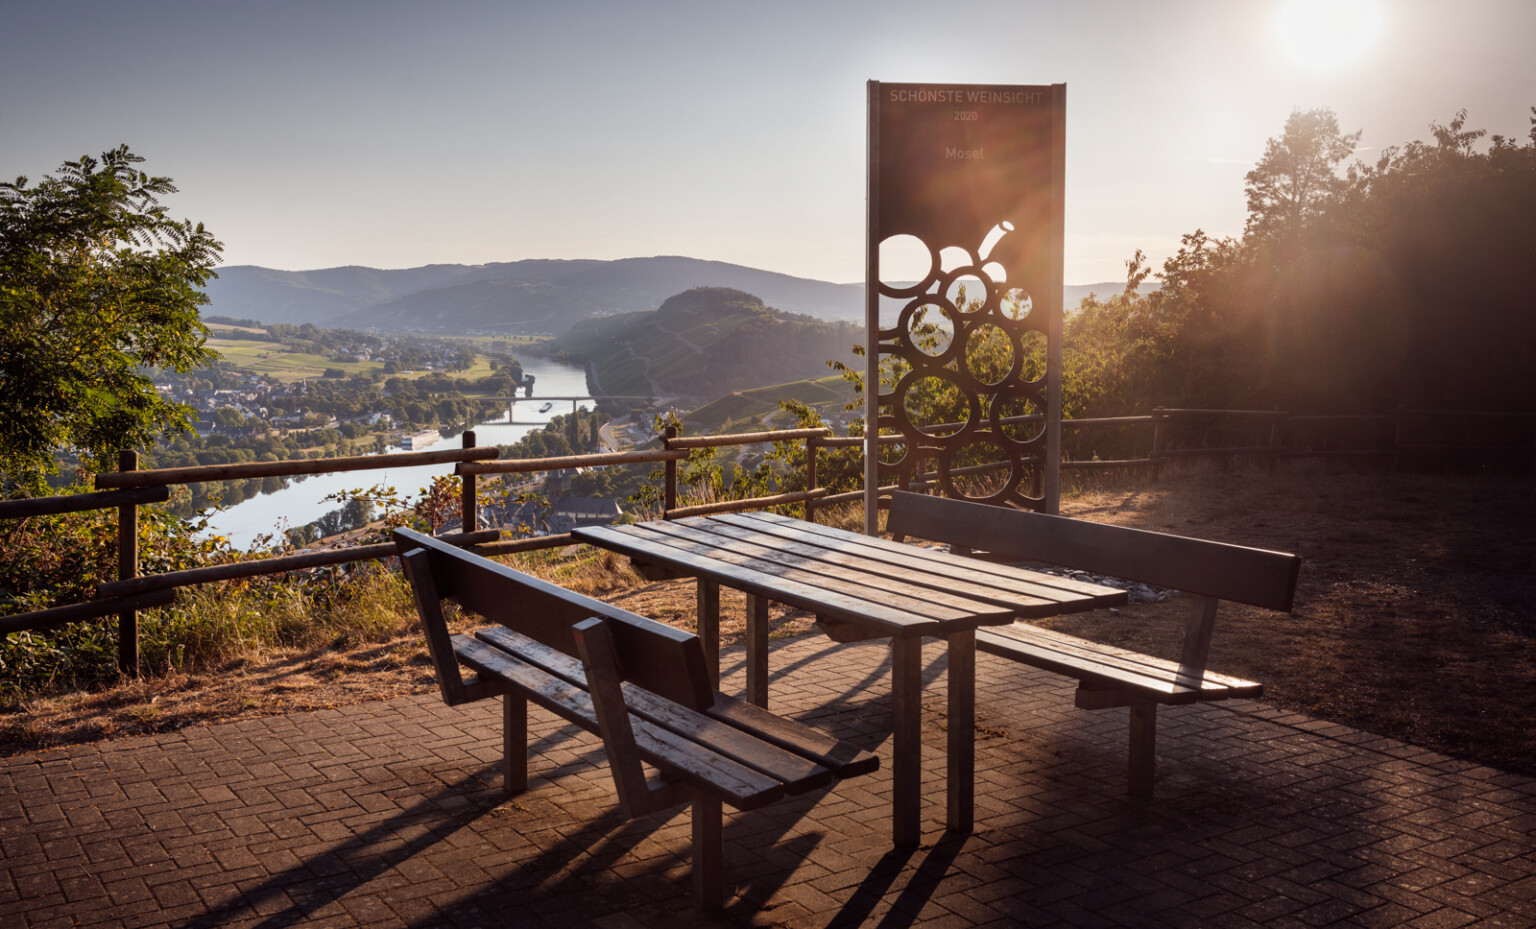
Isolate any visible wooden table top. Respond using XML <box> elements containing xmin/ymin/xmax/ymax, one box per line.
<box><xmin>573</xmin><ymin>511</ymin><xmax>1127</xmax><ymax>638</ymax></box>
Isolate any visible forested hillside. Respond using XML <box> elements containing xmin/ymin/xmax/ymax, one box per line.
<box><xmin>557</xmin><ymin>288</ymin><xmax>860</xmax><ymax>398</ymax></box>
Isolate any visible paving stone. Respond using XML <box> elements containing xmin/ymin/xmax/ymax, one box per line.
<box><xmin>2</xmin><ymin>635</ymin><xmax>1534</xmax><ymax>928</ymax></box>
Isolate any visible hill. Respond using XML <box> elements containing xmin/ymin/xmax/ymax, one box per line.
<box><xmin>557</xmin><ymin>287</ymin><xmax>860</xmax><ymax>400</ymax></box>
<box><xmin>203</xmin><ymin>257</ymin><xmax>864</xmax><ymax>332</ymax></box>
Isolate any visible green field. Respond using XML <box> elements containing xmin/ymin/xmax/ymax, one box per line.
<box><xmin>207</xmin><ymin>338</ymin><xmax>365</xmax><ymax>381</ymax></box>
<box><xmin>207</xmin><ymin>337</ymin><xmax>500</xmax><ymax>384</ymax></box>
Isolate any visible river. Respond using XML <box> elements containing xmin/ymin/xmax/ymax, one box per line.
<box><xmin>206</xmin><ymin>356</ymin><xmax>594</xmax><ymax>549</ymax></box>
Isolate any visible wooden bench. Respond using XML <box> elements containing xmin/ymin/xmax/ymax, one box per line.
<box><xmin>886</xmin><ymin>491</ymin><xmax>1301</xmax><ymax>798</ymax></box>
<box><xmin>391</xmin><ymin>527</ymin><xmax>878</xmax><ymax>911</ymax></box>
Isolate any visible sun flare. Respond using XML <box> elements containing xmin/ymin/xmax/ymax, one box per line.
<box><xmin>1276</xmin><ymin>0</ymin><xmax>1382</xmax><ymax>69</ymax></box>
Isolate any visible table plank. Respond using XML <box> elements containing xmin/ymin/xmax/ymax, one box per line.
<box><xmin>576</xmin><ymin>524</ymin><xmax>950</xmax><ymax>636</ymax></box>
<box><xmin>706</xmin><ymin>512</ymin><xmax>1127</xmax><ymax>615</ymax></box>
<box><xmin>622</xmin><ymin>521</ymin><xmax>1011</xmax><ymax>628</ymax></box>
<box><xmin>636</xmin><ymin>519</ymin><xmax>1026</xmax><ymax>622</ymax></box>
<box><xmin>730</xmin><ymin>510</ymin><xmax>1128</xmax><ymax>599</ymax></box>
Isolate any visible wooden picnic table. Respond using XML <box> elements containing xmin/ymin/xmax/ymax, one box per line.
<box><xmin>572</xmin><ymin>511</ymin><xmax>1126</xmax><ymax>846</ymax></box>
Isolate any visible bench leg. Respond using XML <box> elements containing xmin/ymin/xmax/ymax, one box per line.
<box><xmin>504</xmin><ymin>692</ymin><xmax>527</xmax><ymax>796</ymax></box>
<box><xmin>1127</xmin><ymin>698</ymin><xmax>1157</xmax><ymax>798</ymax></box>
<box><xmin>746</xmin><ymin>593</ymin><xmax>769</xmax><ymax>709</ymax></box>
<box><xmin>691</xmin><ymin>795</ymin><xmax>724</xmax><ymax>911</ymax></box>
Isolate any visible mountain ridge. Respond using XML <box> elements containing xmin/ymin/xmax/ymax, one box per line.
<box><xmin>203</xmin><ymin>255</ymin><xmax>1135</xmax><ymax>335</ymax></box>
<box><xmin>203</xmin><ymin>256</ymin><xmax>864</xmax><ymax>333</ymax></box>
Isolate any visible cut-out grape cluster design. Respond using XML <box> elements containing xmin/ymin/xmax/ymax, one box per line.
<box><xmin>878</xmin><ymin>230</ymin><xmax>1049</xmax><ymax>508</ymax></box>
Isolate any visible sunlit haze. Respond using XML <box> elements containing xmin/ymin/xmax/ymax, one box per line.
<box><xmin>1276</xmin><ymin>0</ymin><xmax>1383</xmax><ymax>69</ymax></box>
<box><xmin>3</xmin><ymin>0</ymin><xmax>1532</xmax><ymax>286</ymax></box>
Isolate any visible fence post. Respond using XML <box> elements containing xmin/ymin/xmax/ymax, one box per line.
<box><xmin>804</xmin><ymin>434</ymin><xmax>820</xmax><ymax>524</ymax></box>
<box><xmin>461</xmin><ymin>430</ymin><xmax>478</xmax><ymax>532</ymax></box>
<box><xmin>1151</xmin><ymin>407</ymin><xmax>1166</xmax><ymax>482</ymax></box>
<box><xmin>663</xmin><ymin>424</ymin><xmax>679</xmax><ymax>516</ymax></box>
<box><xmin>117</xmin><ymin>449</ymin><xmax>140</xmax><ymax>677</ymax></box>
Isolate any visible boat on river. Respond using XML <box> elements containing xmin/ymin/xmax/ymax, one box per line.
<box><xmin>539</xmin><ymin>401</ymin><xmax>554</xmax><ymax>413</ymax></box>
<box><xmin>401</xmin><ymin>430</ymin><xmax>440</xmax><ymax>450</ymax></box>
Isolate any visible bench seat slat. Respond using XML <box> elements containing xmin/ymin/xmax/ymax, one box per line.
<box><xmin>475</xmin><ymin>626</ymin><xmax>838</xmax><ymax>793</ymax></box>
<box><xmin>705</xmin><ymin>693</ymin><xmax>881</xmax><ymax>779</ymax></box>
<box><xmin>980</xmin><ymin>622</ymin><xmax>1262</xmax><ymax>699</ymax></box>
<box><xmin>1032</xmin><ymin>630</ymin><xmax>1263</xmax><ymax>699</ymax></box>
<box><xmin>454</xmin><ymin>636</ymin><xmax>788</xmax><ymax>809</ymax></box>
<box><xmin>976</xmin><ymin>626</ymin><xmax>1203</xmax><ymax>704</ymax></box>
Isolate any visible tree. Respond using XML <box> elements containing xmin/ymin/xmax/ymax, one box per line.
<box><xmin>1243</xmin><ymin>108</ymin><xmax>1361</xmax><ymax>240</ymax></box>
<box><xmin>0</xmin><ymin>146</ymin><xmax>222</xmax><ymax>492</ymax></box>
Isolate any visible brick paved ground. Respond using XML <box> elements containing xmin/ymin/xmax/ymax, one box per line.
<box><xmin>2</xmin><ymin>634</ymin><xmax>1533</xmax><ymax>928</ymax></box>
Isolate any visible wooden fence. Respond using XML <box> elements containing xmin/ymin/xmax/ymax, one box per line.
<box><xmin>2</xmin><ymin>408</ymin><xmax>1532</xmax><ymax>674</ymax></box>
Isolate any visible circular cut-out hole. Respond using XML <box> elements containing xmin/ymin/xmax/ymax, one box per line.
<box><xmin>906</xmin><ymin>303</ymin><xmax>956</xmax><ymax>358</ymax></box>
<box><xmin>900</xmin><ymin>374</ymin><xmax>970</xmax><ymax>438</ymax></box>
<box><xmin>880</xmin><ymin>235</ymin><xmax>937</xmax><ymax>291</ymax></box>
<box><xmin>996</xmin><ymin>395</ymin><xmax>1045</xmax><ymax>443</ymax></box>
<box><xmin>946</xmin><ymin>274</ymin><xmax>988</xmax><ymax>312</ymax></box>
<box><xmin>965</xmin><ymin>322</ymin><xmax>1014</xmax><ymax>386</ymax></box>
<box><xmin>1002</xmin><ymin>288</ymin><xmax>1032</xmax><ymax>320</ymax></box>
<box><xmin>938</xmin><ymin>246</ymin><xmax>972</xmax><ymax>273</ymax></box>
<box><xmin>981</xmin><ymin>261</ymin><xmax>1007</xmax><ymax>284</ymax></box>
<box><xmin>944</xmin><ymin>438</ymin><xmax>1016</xmax><ymax>501</ymax></box>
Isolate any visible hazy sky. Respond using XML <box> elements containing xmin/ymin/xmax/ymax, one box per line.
<box><xmin>4</xmin><ymin>0</ymin><xmax>1533</xmax><ymax>285</ymax></box>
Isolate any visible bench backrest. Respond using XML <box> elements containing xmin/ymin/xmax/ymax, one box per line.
<box><xmin>887</xmin><ymin>491</ymin><xmax>1300</xmax><ymax>612</ymax></box>
<box><xmin>393</xmin><ymin>527</ymin><xmax>714</xmax><ymax>711</ymax></box>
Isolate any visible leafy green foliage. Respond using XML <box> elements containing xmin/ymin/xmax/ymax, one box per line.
<box><xmin>0</xmin><ymin>502</ymin><xmax>235</xmax><ymax>696</ymax></box>
<box><xmin>0</xmin><ymin>146</ymin><xmax>223</xmax><ymax>492</ymax></box>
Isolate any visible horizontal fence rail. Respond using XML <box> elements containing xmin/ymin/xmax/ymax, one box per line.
<box><xmin>94</xmin><ymin>446</ymin><xmax>500</xmax><ymax>489</ymax></box>
<box><xmin>3</xmin><ymin>409</ymin><xmax>1531</xmax><ymax>674</ymax></box>
<box><xmin>0</xmin><ymin>485</ymin><xmax>170</xmax><ymax>519</ymax></box>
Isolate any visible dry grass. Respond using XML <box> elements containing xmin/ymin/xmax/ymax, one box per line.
<box><xmin>3</xmin><ymin>462</ymin><xmax>1533</xmax><ymax>778</ymax></box>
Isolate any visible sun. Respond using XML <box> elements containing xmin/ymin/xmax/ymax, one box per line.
<box><xmin>1276</xmin><ymin>0</ymin><xmax>1382</xmax><ymax>69</ymax></box>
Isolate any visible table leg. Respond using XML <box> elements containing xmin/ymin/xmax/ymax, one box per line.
<box><xmin>745</xmin><ymin>593</ymin><xmax>769</xmax><ymax>708</ymax></box>
<box><xmin>890</xmin><ymin>635</ymin><xmax>922</xmax><ymax>848</ymax></box>
<box><xmin>696</xmin><ymin>579</ymin><xmax>720</xmax><ymax>687</ymax></box>
<box><xmin>946</xmin><ymin>628</ymin><xmax>976</xmax><ymax>834</ymax></box>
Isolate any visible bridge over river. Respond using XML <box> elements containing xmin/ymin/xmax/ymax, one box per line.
<box><xmin>487</xmin><ymin>395</ymin><xmax>653</xmax><ymax>424</ymax></box>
